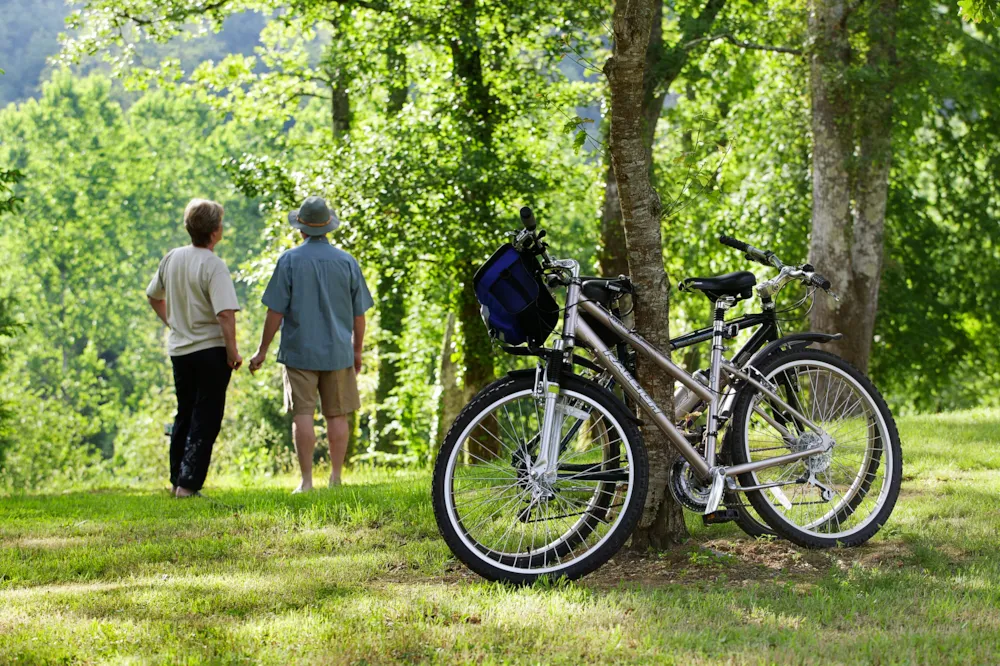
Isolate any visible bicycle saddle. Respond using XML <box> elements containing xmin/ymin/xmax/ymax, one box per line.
<box><xmin>679</xmin><ymin>271</ymin><xmax>756</xmax><ymax>301</ymax></box>
<box><xmin>580</xmin><ymin>277</ymin><xmax>632</xmax><ymax>307</ymax></box>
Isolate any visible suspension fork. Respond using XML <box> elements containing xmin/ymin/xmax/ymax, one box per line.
<box><xmin>532</xmin><ymin>260</ymin><xmax>582</xmax><ymax>479</ymax></box>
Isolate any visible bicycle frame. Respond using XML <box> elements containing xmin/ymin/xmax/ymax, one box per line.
<box><xmin>536</xmin><ymin>259</ymin><xmax>833</xmax><ymax>515</ymax></box>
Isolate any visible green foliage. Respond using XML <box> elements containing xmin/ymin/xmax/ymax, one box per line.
<box><xmin>0</xmin><ymin>162</ymin><xmax>25</xmax><ymax>472</ymax></box>
<box><xmin>655</xmin><ymin>1</ymin><xmax>1000</xmax><ymax>411</ymax></box>
<box><xmin>2</xmin><ymin>0</ymin><xmax>1000</xmax><ymax>491</ymax></box>
<box><xmin>0</xmin><ymin>71</ymin><xmax>280</xmax><ymax>490</ymax></box>
<box><xmin>0</xmin><ymin>296</ymin><xmax>20</xmax><ymax>471</ymax></box>
<box><xmin>0</xmin><ymin>0</ymin><xmax>266</xmax><ymax>107</ymax></box>
<box><xmin>960</xmin><ymin>0</ymin><xmax>999</xmax><ymax>23</ymax></box>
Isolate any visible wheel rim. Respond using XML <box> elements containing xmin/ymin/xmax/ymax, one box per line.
<box><xmin>742</xmin><ymin>359</ymin><xmax>894</xmax><ymax>539</ymax></box>
<box><xmin>443</xmin><ymin>388</ymin><xmax>635</xmax><ymax>575</ymax></box>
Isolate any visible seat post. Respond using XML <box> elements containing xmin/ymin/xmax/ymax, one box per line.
<box><xmin>705</xmin><ymin>296</ymin><xmax>735</xmax><ymax>468</ymax></box>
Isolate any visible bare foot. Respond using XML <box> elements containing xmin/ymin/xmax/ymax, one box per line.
<box><xmin>292</xmin><ymin>484</ymin><xmax>313</xmax><ymax>494</ymax></box>
<box><xmin>175</xmin><ymin>486</ymin><xmax>197</xmax><ymax>498</ymax></box>
<box><xmin>328</xmin><ymin>476</ymin><xmax>342</xmax><ymax>488</ymax></box>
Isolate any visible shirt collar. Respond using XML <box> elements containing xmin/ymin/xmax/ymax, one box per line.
<box><xmin>305</xmin><ymin>236</ymin><xmax>330</xmax><ymax>244</ymax></box>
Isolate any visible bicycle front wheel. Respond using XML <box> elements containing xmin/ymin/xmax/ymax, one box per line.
<box><xmin>432</xmin><ymin>372</ymin><xmax>647</xmax><ymax>584</ymax></box>
<box><xmin>728</xmin><ymin>348</ymin><xmax>902</xmax><ymax>548</ymax></box>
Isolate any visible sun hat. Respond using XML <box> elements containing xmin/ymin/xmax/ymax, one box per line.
<box><xmin>288</xmin><ymin>196</ymin><xmax>340</xmax><ymax>236</ymax></box>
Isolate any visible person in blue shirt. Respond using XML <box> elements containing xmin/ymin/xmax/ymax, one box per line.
<box><xmin>249</xmin><ymin>196</ymin><xmax>374</xmax><ymax>492</ymax></box>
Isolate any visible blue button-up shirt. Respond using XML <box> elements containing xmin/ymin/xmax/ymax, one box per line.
<box><xmin>262</xmin><ymin>237</ymin><xmax>374</xmax><ymax>372</ymax></box>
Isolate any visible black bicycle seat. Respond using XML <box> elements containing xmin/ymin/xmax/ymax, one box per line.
<box><xmin>679</xmin><ymin>271</ymin><xmax>756</xmax><ymax>301</ymax></box>
<box><xmin>581</xmin><ymin>277</ymin><xmax>632</xmax><ymax>307</ymax></box>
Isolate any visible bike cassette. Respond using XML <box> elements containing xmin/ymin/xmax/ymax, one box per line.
<box><xmin>790</xmin><ymin>431</ymin><xmax>832</xmax><ymax>474</ymax></box>
<box><xmin>668</xmin><ymin>456</ymin><xmax>712</xmax><ymax>512</ymax></box>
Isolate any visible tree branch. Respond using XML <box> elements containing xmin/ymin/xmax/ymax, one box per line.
<box><xmin>114</xmin><ymin>0</ymin><xmax>232</xmax><ymax>27</ymax></box>
<box><xmin>683</xmin><ymin>33</ymin><xmax>803</xmax><ymax>55</ymax></box>
<box><xmin>115</xmin><ymin>0</ymin><xmax>388</xmax><ymax>30</ymax></box>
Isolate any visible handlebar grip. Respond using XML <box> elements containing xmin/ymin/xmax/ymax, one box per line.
<box><xmin>520</xmin><ymin>206</ymin><xmax>537</xmax><ymax>231</ymax></box>
<box><xmin>810</xmin><ymin>273</ymin><xmax>832</xmax><ymax>291</ymax></box>
<box><xmin>719</xmin><ymin>234</ymin><xmax>749</xmax><ymax>252</ymax></box>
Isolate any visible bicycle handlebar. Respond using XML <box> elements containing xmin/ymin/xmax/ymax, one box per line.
<box><xmin>718</xmin><ymin>234</ymin><xmax>749</xmax><ymax>253</ymax></box>
<box><xmin>520</xmin><ymin>206</ymin><xmax>537</xmax><ymax>231</ymax></box>
<box><xmin>718</xmin><ymin>234</ymin><xmax>778</xmax><ymax>268</ymax></box>
<box><xmin>810</xmin><ymin>272</ymin><xmax>832</xmax><ymax>291</ymax></box>
<box><xmin>719</xmin><ymin>234</ymin><xmax>836</xmax><ymax>296</ymax></box>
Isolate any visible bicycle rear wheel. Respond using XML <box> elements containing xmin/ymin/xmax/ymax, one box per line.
<box><xmin>728</xmin><ymin>349</ymin><xmax>901</xmax><ymax>548</ymax></box>
<box><xmin>432</xmin><ymin>372</ymin><xmax>647</xmax><ymax>583</ymax></box>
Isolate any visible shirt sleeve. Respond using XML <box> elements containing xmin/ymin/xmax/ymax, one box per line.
<box><xmin>145</xmin><ymin>254</ymin><xmax>168</xmax><ymax>300</ymax></box>
<box><xmin>261</xmin><ymin>255</ymin><xmax>292</xmax><ymax>314</ymax></box>
<box><xmin>351</xmin><ymin>260</ymin><xmax>374</xmax><ymax>316</ymax></box>
<box><xmin>208</xmin><ymin>260</ymin><xmax>241</xmax><ymax>314</ymax></box>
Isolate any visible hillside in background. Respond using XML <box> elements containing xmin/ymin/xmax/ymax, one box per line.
<box><xmin>0</xmin><ymin>0</ymin><xmax>266</xmax><ymax>106</ymax></box>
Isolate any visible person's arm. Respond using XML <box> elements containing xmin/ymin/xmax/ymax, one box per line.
<box><xmin>216</xmin><ymin>309</ymin><xmax>242</xmax><ymax>370</ymax></box>
<box><xmin>353</xmin><ymin>314</ymin><xmax>366</xmax><ymax>375</ymax></box>
<box><xmin>249</xmin><ymin>309</ymin><xmax>284</xmax><ymax>374</ymax></box>
<box><xmin>147</xmin><ymin>296</ymin><xmax>168</xmax><ymax>326</ymax></box>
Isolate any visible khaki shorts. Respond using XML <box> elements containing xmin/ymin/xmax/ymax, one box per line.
<box><xmin>283</xmin><ymin>366</ymin><xmax>360</xmax><ymax>419</ymax></box>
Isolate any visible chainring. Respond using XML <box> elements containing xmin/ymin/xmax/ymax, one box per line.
<box><xmin>668</xmin><ymin>456</ymin><xmax>712</xmax><ymax>512</ymax></box>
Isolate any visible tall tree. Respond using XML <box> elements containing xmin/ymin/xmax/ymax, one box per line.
<box><xmin>807</xmin><ymin>0</ymin><xmax>898</xmax><ymax>372</ymax></box>
<box><xmin>598</xmin><ymin>0</ymin><xmax>726</xmax><ymax>278</ymax></box>
<box><xmin>604</xmin><ymin>0</ymin><xmax>688</xmax><ymax>548</ymax></box>
<box><xmin>61</xmin><ymin>0</ymin><xmax>578</xmax><ymax>455</ymax></box>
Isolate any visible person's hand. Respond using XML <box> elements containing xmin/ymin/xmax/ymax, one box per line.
<box><xmin>249</xmin><ymin>348</ymin><xmax>267</xmax><ymax>375</ymax></box>
<box><xmin>354</xmin><ymin>349</ymin><xmax>363</xmax><ymax>375</ymax></box>
<box><xmin>228</xmin><ymin>349</ymin><xmax>243</xmax><ymax>371</ymax></box>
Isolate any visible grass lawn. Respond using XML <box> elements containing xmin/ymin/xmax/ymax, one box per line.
<box><xmin>2</xmin><ymin>410</ymin><xmax>1000</xmax><ymax>665</ymax></box>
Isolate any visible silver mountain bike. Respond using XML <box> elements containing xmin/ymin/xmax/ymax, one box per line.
<box><xmin>432</xmin><ymin>208</ymin><xmax>902</xmax><ymax>583</ymax></box>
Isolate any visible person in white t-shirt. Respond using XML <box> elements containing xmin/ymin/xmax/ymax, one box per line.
<box><xmin>146</xmin><ymin>198</ymin><xmax>242</xmax><ymax>498</ymax></box>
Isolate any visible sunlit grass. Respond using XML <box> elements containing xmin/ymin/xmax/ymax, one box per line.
<box><xmin>2</xmin><ymin>410</ymin><xmax>999</xmax><ymax>664</ymax></box>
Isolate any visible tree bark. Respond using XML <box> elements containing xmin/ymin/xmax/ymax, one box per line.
<box><xmin>808</xmin><ymin>0</ymin><xmax>897</xmax><ymax>373</ymax></box>
<box><xmin>605</xmin><ymin>0</ymin><xmax>687</xmax><ymax>550</ymax></box>
<box><xmin>450</xmin><ymin>0</ymin><xmax>498</xmax><ymax>407</ymax></box>
<box><xmin>371</xmin><ymin>47</ymin><xmax>411</xmax><ymax>455</ymax></box>
<box><xmin>372</xmin><ymin>271</ymin><xmax>405</xmax><ymax>452</ymax></box>
<box><xmin>435</xmin><ymin>312</ymin><xmax>463</xmax><ymax>454</ymax></box>
<box><xmin>598</xmin><ymin>159</ymin><xmax>630</xmax><ymax>278</ymax></box>
<box><xmin>599</xmin><ymin>0</ymin><xmax>727</xmax><ymax>281</ymax></box>
<box><xmin>386</xmin><ymin>42</ymin><xmax>408</xmax><ymax>114</ymax></box>
<box><xmin>458</xmin><ymin>270</ymin><xmax>497</xmax><ymax>459</ymax></box>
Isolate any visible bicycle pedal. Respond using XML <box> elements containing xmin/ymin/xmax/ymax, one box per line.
<box><xmin>702</xmin><ymin>508</ymin><xmax>739</xmax><ymax>525</ymax></box>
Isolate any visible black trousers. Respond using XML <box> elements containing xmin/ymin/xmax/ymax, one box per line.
<box><xmin>170</xmin><ymin>347</ymin><xmax>232</xmax><ymax>491</ymax></box>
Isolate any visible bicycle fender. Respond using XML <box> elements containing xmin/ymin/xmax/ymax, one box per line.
<box><xmin>750</xmin><ymin>332</ymin><xmax>842</xmax><ymax>367</ymax></box>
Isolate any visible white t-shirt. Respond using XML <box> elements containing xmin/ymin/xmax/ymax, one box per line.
<box><xmin>146</xmin><ymin>246</ymin><xmax>241</xmax><ymax>356</ymax></box>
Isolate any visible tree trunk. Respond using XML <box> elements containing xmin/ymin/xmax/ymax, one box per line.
<box><xmin>458</xmin><ymin>271</ymin><xmax>497</xmax><ymax>459</ymax></box>
<box><xmin>387</xmin><ymin>42</ymin><xmax>409</xmax><ymax>114</ymax></box>
<box><xmin>435</xmin><ymin>312</ymin><xmax>463</xmax><ymax>454</ymax></box>
<box><xmin>450</xmin><ymin>0</ymin><xmax>498</xmax><ymax>410</ymax></box>
<box><xmin>598</xmin><ymin>159</ymin><xmax>630</xmax><ymax>278</ymax></box>
<box><xmin>605</xmin><ymin>0</ymin><xmax>687</xmax><ymax>549</ymax></box>
<box><xmin>808</xmin><ymin>0</ymin><xmax>897</xmax><ymax>373</ymax></box>
<box><xmin>329</xmin><ymin>52</ymin><xmax>352</xmax><ymax>140</ymax></box>
<box><xmin>372</xmin><ymin>271</ymin><xmax>405</xmax><ymax>452</ymax></box>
